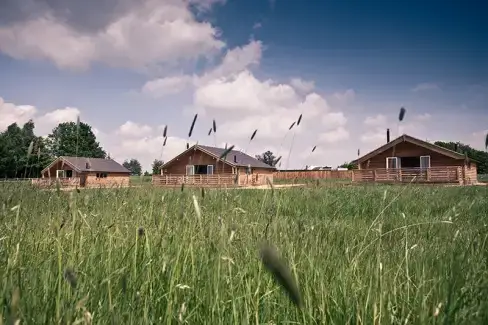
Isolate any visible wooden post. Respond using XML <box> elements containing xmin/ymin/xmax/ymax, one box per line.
<box><xmin>457</xmin><ymin>167</ymin><xmax>462</xmax><ymax>185</ymax></box>
<box><xmin>373</xmin><ymin>170</ymin><xmax>377</xmax><ymax>181</ymax></box>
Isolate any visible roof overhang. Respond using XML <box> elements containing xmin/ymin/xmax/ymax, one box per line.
<box><xmin>41</xmin><ymin>156</ymin><xmax>82</xmax><ymax>175</ymax></box>
<box><xmin>354</xmin><ymin>134</ymin><xmax>470</xmax><ymax>165</ymax></box>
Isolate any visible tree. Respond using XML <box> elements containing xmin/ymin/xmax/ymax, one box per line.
<box><xmin>0</xmin><ymin>120</ymin><xmax>53</xmax><ymax>178</ymax></box>
<box><xmin>255</xmin><ymin>151</ymin><xmax>279</xmax><ymax>167</ymax></box>
<box><xmin>338</xmin><ymin>162</ymin><xmax>356</xmax><ymax>170</ymax></box>
<box><xmin>435</xmin><ymin>141</ymin><xmax>488</xmax><ymax>174</ymax></box>
<box><xmin>123</xmin><ymin>158</ymin><xmax>142</xmax><ymax>176</ymax></box>
<box><xmin>152</xmin><ymin>159</ymin><xmax>164</xmax><ymax>175</ymax></box>
<box><xmin>46</xmin><ymin>121</ymin><xmax>106</xmax><ymax>158</ymax></box>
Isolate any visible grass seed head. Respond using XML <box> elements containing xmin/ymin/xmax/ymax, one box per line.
<box><xmin>250</xmin><ymin>129</ymin><xmax>257</xmax><ymax>141</ymax></box>
<box><xmin>399</xmin><ymin>107</ymin><xmax>406</xmax><ymax>121</ymax></box>
<box><xmin>163</xmin><ymin>137</ymin><xmax>167</xmax><ymax>146</ymax></box>
<box><xmin>208</xmin><ymin>128</ymin><xmax>212</xmax><ymax>136</ymax></box>
<box><xmin>297</xmin><ymin>114</ymin><xmax>302</xmax><ymax>126</ymax></box>
<box><xmin>289</xmin><ymin>122</ymin><xmax>296</xmax><ymax>130</ymax></box>
<box><xmin>188</xmin><ymin>114</ymin><xmax>198</xmax><ymax>138</ymax></box>
<box><xmin>163</xmin><ymin>125</ymin><xmax>168</xmax><ymax>137</ymax></box>
<box><xmin>212</xmin><ymin>119</ymin><xmax>217</xmax><ymax>132</ymax></box>
<box><xmin>64</xmin><ymin>268</ymin><xmax>77</xmax><ymax>289</ymax></box>
<box><xmin>138</xmin><ymin>227</ymin><xmax>145</xmax><ymax>237</ymax></box>
<box><xmin>312</xmin><ymin>145</ymin><xmax>316</xmax><ymax>152</ymax></box>
<box><xmin>485</xmin><ymin>132</ymin><xmax>488</xmax><ymax>150</ymax></box>
<box><xmin>219</xmin><ymin>145</ymin><xmax>235</xmax><ymax>160</ymax></box>
<box><xmin>259</xmin><ymin>243</ymin><xmax>302</xmax><ymax>308</ymax></box>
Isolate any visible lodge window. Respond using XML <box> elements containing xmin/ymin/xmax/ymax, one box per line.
<box><xmin>96</xmin><ymin>173</ymin><xmax>108</xmax><ymax>178</ymax></box>
<box><xmin>186</xmin><ymin>164</ymin><xmax>214</xmax><ymax>175</ymax></box>
<box><xmin>420</xmin><ymin>156</ymin><xmax>431</xmax><ymax>169</ymax></box>
<box><xmin>386</xmin><ymin>157</ymin><xmax>398</xmax><ymax>169</ymax></box>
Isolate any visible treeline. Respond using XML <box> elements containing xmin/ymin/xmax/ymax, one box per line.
<box><xmin>435</xmin><ymin>141</ymin><xmax>488</xmax><ymax>174</ymax></box>
<box><xmin>0</xmin><ymin>120</ymin><xmax>105</xmax><ymax>178</ymax></box>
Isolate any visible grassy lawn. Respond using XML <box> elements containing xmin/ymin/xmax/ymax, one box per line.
<box><xmin>1</xmin><ymin>183</ymin><xmax>488</xmax><ymax>324</ymax></box>
<box><xmin>130</xmin><ymin>175</ymin><xmax>153</xmax><ymax>185</ymax></box>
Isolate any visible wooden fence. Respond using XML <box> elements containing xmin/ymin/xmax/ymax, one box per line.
<box><xmin>273</xmin><ymin>170</ymin><xmax>353</xmax><ymax>180</ymax></box>
<box><xmin>152</xmin><ymin>174</ymin><xmax>237</xmax><ymax>187</ymax></box>
<box><xmin>32</xmin><ymin>177</ymin><xmax>81</xmax><ymax>188</ymax></box>
<box><xmin>352</xmin><ymin>166</ymin><xmax>461</xmax><ymax>184</ymax></box>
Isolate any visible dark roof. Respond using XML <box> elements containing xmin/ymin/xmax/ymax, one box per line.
<box><xmin>352</xmin><ymin>134</ymin><xmax>469</xmax><ymax>164</ymax></box>
<box><xmin>42</xmin><ymin>156</ymin><xmax>131</xmax><ymax>174</ymax></box>
<box><xmin>162</xmin><ymin>144</ymin><xmax>276</xmax><ymax>170</ymax></box>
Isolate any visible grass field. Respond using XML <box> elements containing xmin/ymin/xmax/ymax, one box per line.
<box><xmin>1</xmin><ymin>183</ymin><xmax>488</xmax><ymax>324</ymax></box>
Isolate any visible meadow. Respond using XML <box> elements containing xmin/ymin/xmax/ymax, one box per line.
<box><xmin>1</xmin><ymin>182</ymin><xmax>488</xmax><ymax>324</ymax></box>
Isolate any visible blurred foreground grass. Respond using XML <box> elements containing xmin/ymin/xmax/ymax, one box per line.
<box><xmin>1</xmin><ymin>183</ymin><xmax>487</xmax><ymax>324</ymax></box>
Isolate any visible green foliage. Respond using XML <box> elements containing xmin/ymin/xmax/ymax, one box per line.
<box><xmin>0</xmin><ymin>120</ymin><xmax>53</xmax><ymax>178</ymax></box>
<box><xmin>338</xmin><ymin>161</ymin><xmax>355</xmax><ymax>170</ymax></box>
<box><xmin>151</xmin><ymin>159</ymin><xmax>164</xmax><ymax>175</ymax></box>
<box><xmin>46</xmin><ymin>121</ymin><xmax>106</xmax><ymax>158</ymax></box>
<box><xmin>434</xmin><ymin>141</ymin><xmax>488</xmax><ymax>174</ymax></box>
<box><xmin>255</xmin><ymin>150</ymin><xmax>279</xmax><ymax>167</ymax></box>
<box><xmin>1</xmin><ymin>184</ymin><xmax>488</xmax><ymax>323</ymax></box>
<box><xmin>123</xmin><ymin>158</ymin><xmax>142</xmax><ymax>176</ymax></box>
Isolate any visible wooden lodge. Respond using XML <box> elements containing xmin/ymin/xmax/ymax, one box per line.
<box><xmin>34</xmin><ymin>156</ymin><xmax>131</xmax><ymax>188</ymax></box>
<box><xmin>351</xmin><ymin>132</ymin><xmax>478</xmax><ymax>185</ymax></box>
<box><xmin>153</xmin><ymin>144</ymin><xmax>276</xmax><ymax>187</ymax></box>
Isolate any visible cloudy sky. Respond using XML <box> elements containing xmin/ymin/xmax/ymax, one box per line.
<box><xmin>0</xmin><ymin>0</ymin><xmax>486</xmax><ymax>171</ymax></box>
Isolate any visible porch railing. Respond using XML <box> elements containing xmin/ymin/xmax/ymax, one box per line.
<box><xmin>32</xmin><ymin>177</ymin><xmax>81</xmax><ymax>187</ymax></box>
<box><xmin>352</xmin><ymin>166</ymin><xmax>461</xmax><ymax>183</ymax></box>
<box><xmin>152</xmin><ymin>174</ymin><xmax>237</xmax><ymax>186</ymax></box>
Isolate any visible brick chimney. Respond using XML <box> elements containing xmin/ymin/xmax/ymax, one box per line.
<box><xmin>386</xmin><ymin>128</ymin><xmax>390</xmax><ymax>143</ymax></box>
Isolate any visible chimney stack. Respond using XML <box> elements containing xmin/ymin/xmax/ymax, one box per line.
<box><xmin>386</xmin><ymin>128</ymin><xmax>390</xmax><ymax>143</ymax></box>
<box><xmin>85</xmin><ymin>162</ymin><xmax>90</xmax><ymax>169</ymax></box>
<box><xmin>233</xmin><ymin>155</ymin><xmax>237</xmax><ymax>163</ymax></box>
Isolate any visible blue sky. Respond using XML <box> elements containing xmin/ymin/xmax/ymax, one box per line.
<box><xmin>0</xmin><ymin>0</ymin><xmax>486</xmax><ymax>170</ymax></box>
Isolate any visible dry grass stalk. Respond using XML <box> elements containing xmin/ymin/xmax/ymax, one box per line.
<box><xmin>259</xmin><ymin>243</ymin><xmax>302</xmax><ymax>308</ymax></box>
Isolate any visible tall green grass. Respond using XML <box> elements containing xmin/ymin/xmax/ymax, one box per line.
<box><xmin>1</xmin><ymin>183</ymin><xmax>487</xmax><ymax>324</ymax></box>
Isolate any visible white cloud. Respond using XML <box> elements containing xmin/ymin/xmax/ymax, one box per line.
<box><xmin>322</xmin><ymin>112</ymin><xmax>347</xmax><ymax>129</ymax></box>
<box><xmin>364</xmin><ymin>114</ymin><xmax>387</xmax><ymax>127</ymax></box>
<box><xmin>332</xmin><ymin>89</ymin><xmax>356</xmax><ymax>103</ymax></box>
<box><xmin>412</xmin><ymin>83</ymin><xmax>440</xmax><ymax>92</ymax></box>
<box><xmin>0</xmin><ymin>0</ymin><xmax>225</xmax><ymax>70</ymax></box>
<box><xmin>319</xmin><ymin>127</ymin><xmax>349</xmax><ymax>143</ymax></box>
<box><xmin>0</xmin><ymin>97</ymin><xmax>79</xmax><ymax>135</ymax></box>
<box><xmin>360</xmin><ymin>127</ymin><xmax>387</xmax><ymax>145</ymax></box>
<box><xmin>141</xmin><ymin>39</ymin><xmax>263</xmax><ymax>98</ymax></box>
<box><xmin>141</xmin><ymin>75</ymin><xmax>195</xmax><ymax>97</ymax></box>
<box><xmin>290</xmin><ymin>78</ymin><xmax>315</xmax><ymax>94</ymax></box>
<box><xmin>117</xmin><ymin>121</ymin><xmax>153</xmax><ymax>137</ymax></box>
<box><xmin>414</xmin><ymin>113</ymin><xmax>431</xmax><ymax>121</ymax></box>
<box><xmin>0</xmin><ymin>97</ymin><xmax>37</xmax><ymax>130</ymax></box>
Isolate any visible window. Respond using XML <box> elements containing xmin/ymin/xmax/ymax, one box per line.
<box><xmin>420</xmin><ymin>156</ymin><xmax>431</xmax><ymax>169</ymax></box>
<box><xmin>386</xmin><ymin>157</ymin><xmax>398</xmax><ymax>169</ymax></box>
<box><xmin>96</xmin><ymin>173</ymin><xmax>108</xmax><ymax>178</ymax></box>
<box><xmin>186</xmin><ymin>165</ymin><xmax>195</xmax><ymax>175</ymax></box>
<box><xmin>56</xmin><ymin>170</ymin><xmax>66</xmax><ymax>178</ymax></box>
<box><xmin>207</xmin><ymin>165</ymin><xmax>214</xmax><ymax>175</ymax></box>
<box><xmin>66</xmin><ymin>170</ymin><xmax>73</xmax><ymax>178</ymax></box>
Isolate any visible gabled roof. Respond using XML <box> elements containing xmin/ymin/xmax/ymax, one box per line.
<box><xmin>162</xmin><ymin>144</ymin><xmax>276</xmax><ymax>170</ymax></box>
<box><xmin>353</xmin><ymin>134</ymin><xmax>468</xmax><ymax>164</ymax></box>
<box><xmin>41</xmin><ymin>156</ymin><xmax>131</xmax><ymax>174</ymax></box>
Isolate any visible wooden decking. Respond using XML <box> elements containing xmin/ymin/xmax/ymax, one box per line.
<box><xmin>152</xmin><ymin>174</ymin><xmax>237</xmax><ymax>187</ymax></box>
<box><xmin>352</xmin><ymin>166</ymin><xmax>462</xmax><ymax>184</ymax></box>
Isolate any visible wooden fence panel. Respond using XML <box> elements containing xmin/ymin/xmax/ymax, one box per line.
<box><xmin>352</xmin><ymin>166</ymin><xmax>461</xmax><ymax>184</ymax></box>
<box><xmin>152</xmin><ymin>174</ymin><xmax>237</xmax><ymax>187</ymax></box>
<box><xmin>273</xmin><ymin>170</ymin><xmax>353</xmax><ymax>180</ymax></box>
